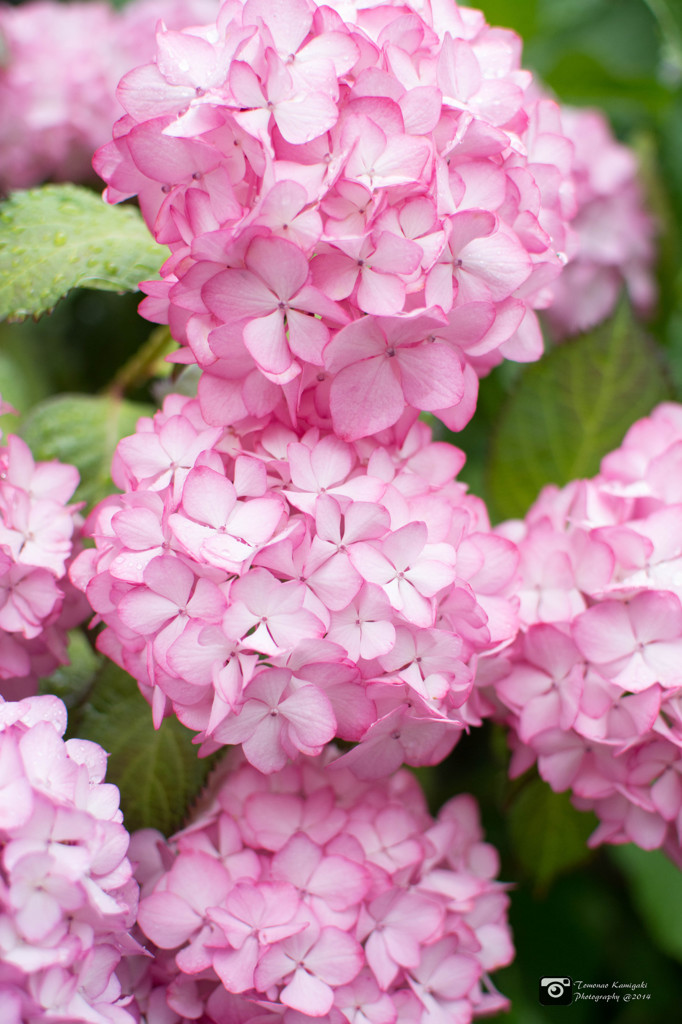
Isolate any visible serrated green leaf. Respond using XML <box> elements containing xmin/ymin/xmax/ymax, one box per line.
<box><xmin>508</xmin><ymin>775</ymin><xmax>597</xmax><ymax>891</ymax></box>
<box><xmin>610</xmin><ymin>844</ymin><xmax>682</xmax><ymax>963</ymax></box>
<box><xmin>74</xmin><ymin>661</ymin><xmax>213</xmax><ymax>835</ymax></box>
<box><xmin>19</xmin><ymin>393</ymin><xmax>152</xmax><ymax>508</ymax></box>
<box><xmin>488</xmin><ymin>302</ymin><xmax>670</xmax><ymax>520</ymax></box>
<box><xmin>0</xmin><ymin>184</ymin><xmax>164</xmax><ymax>321</ymax></box>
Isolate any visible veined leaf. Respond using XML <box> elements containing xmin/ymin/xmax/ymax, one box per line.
<box><xmin>74</xmin><ymin>661</ymin><xmax>214</xmax><ymax>836</ymax></box>
<box><xmin>508</xmin><ymin>775</ymin><xmax>597</xmax><ymax>892</ymax></box>
<box><xmin>0</xmin><ymin>184</ymin><xmax>163</xmax><ymax>321</ymax></box>
<box><xmin>488</xmin><ymin>301</ymin><xmax>670</xmax><ymax>520</ymax></box>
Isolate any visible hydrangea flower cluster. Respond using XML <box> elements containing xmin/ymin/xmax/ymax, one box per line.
<box><xmin>488</xmin><ymin>403</ymin><xmax>682</xmax><ymax>864</ymax></box>
<box><xmin>126</xmin><ymin>750</ymin><xmax>513</xmax><ymax>1023</ymax></box>
<box><xmin>71</xmin><ymin>392</ymin><xmax>519</xmax><ymax>775</ymax></box>
<box><xmin>0</xmin><ymin>695</ymin><xmax>141</xmax><ymax>1023</ymax></box>
<box><xmin>95</xmin><ymin>0</ymin><xmax>578</xmax><ymax>439</ymax></box>
<box><xmin>543</xmin><ymin>106</ymin><xmax>656</xmax><ymax>339</ymax></box>
<box><xmin>0</xmin><ymin>430</ymin><xmax>87</xmax><ymax>700</ymax></box>
<box><xmin>0</xmin><ymin>0</ymin><xmax>219</xmax><ymax>190</ymax></box>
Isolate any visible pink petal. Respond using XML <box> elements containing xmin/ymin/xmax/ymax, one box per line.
<box><xmin>248</xmin><ymin>236</ymin><xmax>309</xmax><ymax>299</ymax></box>
<box><xmin>330</xmin><ymin>356</ymin><xmax>403</xmax><ymax>440</ymax></box>
<box><xmin>275</xmin><ymin>93</ymin><xmax>339</xmax><ymax>145</ymax></box>
<box><xmin>138</xmin><ymin>891</ymin><xmax>201</xmax><ymax>948</ymax></box>
<box><xmin>309</xmin><ymin>928</ymin><xmax>364</xmax><ymax>985</ymax></box>
<box><xmin>182</xmin><ymin>468</ymin><xmax>236</xmax><ymax>528</ymax></box>
<box><xmin>573</xmin><ymin>602</ymin><xmax>635</xmax><ymax>664</ymax></box>
<box><xmin>243</xmin><ymin>716</ymin><xmax>288</xmax><ymax>773</ymax></box>
<box><xmin>323</xmin><ymin>317</ymin><xmax>386</xmax><ymax>374</ymax></box>
<box><xmin>286</xmin><ymin>308</ymin><xmax>329</xmax><ymax>365</ymax></box>
<box><xmin>281</xmin><ymin>967</ymin><xmax>334</xmax><ymax>1016</ymax></box>
<box><xmin>243</xmin><ymin>310</ymin><xmax>294</xmax><ymax>376</ymax></box>
<box><xmin>309</xmin><ymin>553</ymin><xmax>363</xmax><ymax>611</ymax></box>
<box><xmin>280</xmin><ymin>685</ymin><xmax>336</xmax><ymax>747</ymax></box>
<box><xmin>203</xmin><ymin>269</ymin><xmax>277</xmax><ymax>322</ymax></box>
<box><xmin>357</xmin><ymin>267</ymin><xmax>405</xmax><ymax>316</ymax></box>
<box><xmin>397</xmin><ymin>342</ymin><xmax>464</xmax><ymax>410</ymax></box>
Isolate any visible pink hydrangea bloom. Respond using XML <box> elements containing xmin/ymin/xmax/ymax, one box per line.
<box><xmin>489</xmin><ymin>403</ymin><xmax>682</xmax><ymax>864</ymax></box>
<box><xmin>0</xmin><ymin>694</ymin><xmax>142</xmax><ymax>1022</ymax></box>
<box><xmin>0</xmin><ymin>432</ymin><xmax>88</xmax><ymax>700</ymax></box>
<box><xmin>0</xmin><ymin>0</ymin><xmax>220</xmax><ymax>190</ymax></box>
<box><xmin>94</xmin><ymin>0</ymin><xmax>578</xmax><ymax>439</ymax></box>
<box><xmin>70</xmin><ymin>392</ymin><xmax>519</xmax><ymax>774</ymax></box>
<box><xmin>126</xmin><ymin>751</ymin><xmax>513</xmax><ymax>1023</ymax></box>
<box><xmin>543</xmin><ymin>106</ymin><xmax>656</xmax><ymax>339</ymax></box>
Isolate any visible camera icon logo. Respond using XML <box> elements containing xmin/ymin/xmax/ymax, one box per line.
<box><xmin>539</xmin><ymin>977</ymin><xmax>573</xmax><ymax>1005</ymax></box>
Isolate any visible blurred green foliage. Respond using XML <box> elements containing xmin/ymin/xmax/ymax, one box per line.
<box><xmin>455</xmin><ymin>2</ymin><xmax>682</xmax><ymax>1019</ymax></box>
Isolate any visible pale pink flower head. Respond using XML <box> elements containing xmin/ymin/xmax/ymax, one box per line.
<box><xmin>129</xmin><ymin>750</ymin><xmax>513</xmax><ymax>1022</ymax></box>
<box><xmin>0</xmin><ymin>0</ymin><xmax>220</xmax><ymax>190</ymax></box>
<box><xmin>0</xmin><ymin>434</ymin><xmax>88</xmax><ymax>700</ymax></box>
<box><xmin>543</xmin><ymin>106</ymin><xmax>656</xmax><ymax>339</ymax></box>
<box><xmin>71</xmin><ymin>393</ymin><xmax>519</xmax><ymax>776</ymax></box>
<box><xmin>490</xmin><ymin>403</ymin><xmax>682</xmax><ymax>863</ymax></box>
<box><xmin>0</xmin><ymin>694</ymin><xmax>141</xmax><ymax>1023</ymax></box>
<box><xmin>94</xmin><ymin>0</ymin><xmax>579</xmax><ymax>438</ymax></box>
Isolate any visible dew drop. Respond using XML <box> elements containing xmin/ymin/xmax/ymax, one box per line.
<box><xmin>53</xmin><ymin>231</ymin><xmax>67</xmax><ymax>246</ymax></box>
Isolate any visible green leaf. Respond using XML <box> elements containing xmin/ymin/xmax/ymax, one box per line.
<box><xmin>0</xmin><ymin>184</ymin><xmax>164</xmax><ymax>321</ymax></box>
<box><xmin>473</xmin><ymin>0</ymin><xmax>538</xmax><ymax>36</ymax></box>
<box><xmin>19</xmin><ymin>393</ymin><xmax>153</xmax><ymax>508</ymax></box>
<box><xmin>39</xmin><ymin>629</ymin><xmax>101</xmax><ymax>710</ymax></box>
<box><xmin>0</xmin><ymin>320</ymin><xmax>55</xmax><ymax>434</ymax></box>
<box><xmin>507</xmin><ymin>775</ymin><xmax>597</xmax><ymax>891</ymax></box>
<box><xmin>610</xmin><ymin>844</ymin><xmax>682</xmax><ymax>963</ymax></box>
<box><xmin>642</xmin><ymin>0</ymin><xmax>682</xmax><ymax>81</ymax></box>
<box><xmin>74</xmin><ymin>661</ymin><xmax>214</xmax><ymax>835</ymax></box>
<box><xmin>543</xmin><ymin>54</ymin><xmax>669</xmax><ymax>117</ymax></box>
<box><xmin>488</xmin><ymin>302</ymin><xmax>670</xmax><ymax>520</ymax></box>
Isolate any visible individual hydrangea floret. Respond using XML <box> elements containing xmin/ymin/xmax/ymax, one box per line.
<box><xmin>0</xmin><ymin>0</ymin><xmax>220</xmax><ymax>190</ymax></box>
<box><xmin>543</xmin><ymin>106</ymin><xmax>656</xmax><ymax>339</ymax></box>
<box><xmin>70</xmin><ymin>392</ymin><xmax>519</xmax><ymax>775</ymax></box>
<box><xmin>487</xmin><ymin>403</ymin><xmax>682</xmax><ymax>865</ymax></box>
<box><xmin>0</xmin><ymin>430</ymin><xmax>87</xmax><ymax>700</ymax></box>
<box><xmin>94</xmin><ymin>0</ymin><xmax>578</xmax><ymax>439</ymax></box>
<box><xmin>126</xmin><ymin>751</ymin><xmax>513</xmax><ymax>1023</ymax></box>
<box><xmin>0</xmin><ymin>694</ymin><xmax>142</xmax><ymax>1023</ymax></box>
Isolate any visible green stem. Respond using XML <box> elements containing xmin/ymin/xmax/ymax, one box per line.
<box><xmin>105</xmin><ymin>325</ymin><xmax>175</xmax><ymax>398</ymax></box>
